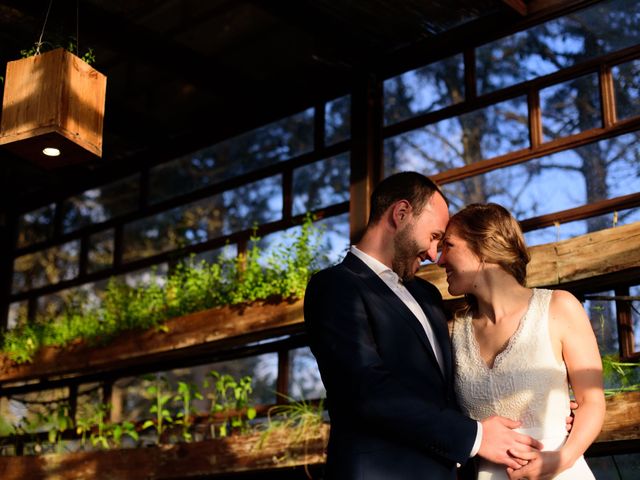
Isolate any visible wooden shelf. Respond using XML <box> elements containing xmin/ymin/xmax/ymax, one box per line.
<box><xmin>0</xmin><ymin>299</ymin><xmax>304</xmax><ymax>387</ymax></box>
<box><xmin>0</xmin><ymin>424</ymin><xmax>329</xmax><ymax>480</ymax></box>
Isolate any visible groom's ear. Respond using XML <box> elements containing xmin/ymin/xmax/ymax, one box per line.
<box><xmin>390</xmin><ymin>200</ymin><xmax>412</xmax><ymax>228</ymax></box>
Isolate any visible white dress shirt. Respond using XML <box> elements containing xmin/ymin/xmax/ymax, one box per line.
<box><xmin>349</xmin><ymin>245</ymin><xmax>482</xmax><ymax>459</ymax></box>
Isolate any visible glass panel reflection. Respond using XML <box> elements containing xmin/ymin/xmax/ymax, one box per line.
<box><xmin>123</xmin><ymin>176</ymin><xmax>282</xmax><ymax>262</ymax></box>
<box><xmin>289</xmin><ymin>346</ymin><xmax>326</xmax><ymax>400</ymax></box>
<box><xmin>477</xmin><ymin>0</ymin><xmax>640</xmax><ymax>94</ymax></box>
<box><xmin>540</xmin><ymin>73</ymin><xmax>601</xmax><ymax>141</ymax></box>
<box><xmin>293</xmin><ymin>153</ymin><xmax>350</xmax><ymax>216</ymax></box>
<box><xmin>325</xmin><ymin>95</ymin><xmax>351</xmax><ymax>145</ymax></box>
<box><xmin>149</xmin><ymin>109</ymin><xmax>314</xmax><ymax>204</ymax></box>
<box><xmin>12</xmin><ymin>240</ymin><xmax>80</xmax><ymax>294</ymax></box>
<box><xmin>613</xmin><ymin>58</ymin><xmax>640</xmax><ymax>121</ymax></box>
<box><xmin>88</xmin><ymin>229</ymin><xmax>114</xmax><ymax>273</ymax></box>
<box><xmin>17</xmin><ymin>203</ymin><xmax>55</xmax><ymax>248</ymax></box>
<box><xmin>385</xmin><ymin>96</ymin><xmax>529</xmax><ymax>176</ymax></box>
<box><xmin>440</xmin><ymin>133</ymin><xmax>640</xmax><ymax>222</ymax></box>
<box><xmin>62</xmin><ymin>175</ymin><xmax>139</xmax><ymax>233</ymax></box>
<box><xmin>384</xmin><ymin>54</ymin><xmax>464</xmax><ymax>125</ymax></box>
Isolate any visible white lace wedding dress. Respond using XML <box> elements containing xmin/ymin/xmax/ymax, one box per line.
<box><xmin>453</xmin><ymin>288</ymin><xmax>595</xmax><ymax>479</ymax></box>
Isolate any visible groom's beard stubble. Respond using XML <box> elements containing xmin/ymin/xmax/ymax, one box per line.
<box><xmin>392</xmin><ymin>223</ymin><xmax>421</xmax><ymax>282</ymax></box>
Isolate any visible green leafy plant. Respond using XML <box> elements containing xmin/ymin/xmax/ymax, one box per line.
<box><xmin>88</xmin><ymin>403</ymin><xmax>111</xmax><ymax>449</ymax></box>
<box><xmin>174</xmin><ymin>381</ymin><xmax>203</xmax><ymax>442</ymax></box>
<box><xmin>142</xmin><ymin>375</ymin><xmax>174</xmax><ymax>444</ymax></box>
<box><xmin>260</xmin><ymin>395</ymin><xmax>325</xmax><ymax>447</ymax></box>
<box><xmin>1</xmin><ymin>217</ymin><xmax>325</xmax><ymax>364</ymax></box>
<box><xmin>602</xmin><ymin>354</ymin><xmax>640</xmax><ymax>396</ymax></box>
<box><xmin>205</xmin><ymin>371</ymin><xmax>256</xmax><ymax>438</ymax></box>
<box><xmin>20</xmin><ymin>39</ymin><xmax>95</xmax><ymax>65</ymax></box>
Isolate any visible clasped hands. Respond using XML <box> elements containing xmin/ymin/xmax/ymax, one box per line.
<box><xmin>478</xmin><ymin>406</ymin><xmax>575</xmax><ymax>480</ymax></box>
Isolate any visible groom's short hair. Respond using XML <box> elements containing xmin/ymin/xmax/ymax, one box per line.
<box><xmin>368</xmin><ymin>172</ymin><xmax>447</xmax><ymax>226</ymax></box>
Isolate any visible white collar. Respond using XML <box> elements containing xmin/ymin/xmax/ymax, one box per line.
<box><xmin>350</xmin><ymin>245</ymin><xmax>401</xmax><ymax>283</ymax></box>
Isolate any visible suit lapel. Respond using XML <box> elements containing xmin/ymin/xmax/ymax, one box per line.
<box><xmin>342</xmin><ymin>253</ymin><xmax>447</xmax><ymax>380</ymax></box>
<box><xmin>405</xmin><ymin>280</ymin><xmax>452</xmax><ymax>380</ymax></box>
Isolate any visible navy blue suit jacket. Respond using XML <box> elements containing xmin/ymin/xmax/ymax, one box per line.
<box><xmin>304</xmin><ymin>252</ymin><xmax>477</xmax><ymax>479</ymax></box>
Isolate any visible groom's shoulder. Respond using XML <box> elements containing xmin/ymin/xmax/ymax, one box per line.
<box><xmin>411</xmin><ymin>275</ymin><xmax>444</xmax><ymax>300</ymax></box>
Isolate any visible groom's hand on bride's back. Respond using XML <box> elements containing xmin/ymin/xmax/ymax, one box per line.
<box><xmin>478</xmin><ymin>416</ymin><xmax>544</xmax><ymax>470</ymax></box>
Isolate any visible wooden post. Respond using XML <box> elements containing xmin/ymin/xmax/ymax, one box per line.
<box><xmin>350</xmin><ymin>73</ymin><xmax>383</xmax><ymax>244</ymax></box>
<box><xmin>0</xmin><ymin>212</ymin><xmax>17</xmax><ymax>330</ymax></box>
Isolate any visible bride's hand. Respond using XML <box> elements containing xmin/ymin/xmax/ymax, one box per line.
<box><xmin>506</xmin><ymin>451</ymin><xmax>568</xmax><ymax>480</ymax></box>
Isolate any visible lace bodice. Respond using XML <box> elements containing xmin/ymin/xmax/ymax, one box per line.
<box><xmin>453</xmin><ymin>289</ymin><xmax>570</xmax><ymax>439</ymax></box>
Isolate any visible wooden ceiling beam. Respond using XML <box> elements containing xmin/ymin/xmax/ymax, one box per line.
<box><xmin>0</xmin><ymin>0</ymin><xmax>255</xmax><ymax>96</ymax></box>
<box><xmin>500</xmin><ymin>0</ymin><xmax>528</xmax><ymax>16</ymax></box>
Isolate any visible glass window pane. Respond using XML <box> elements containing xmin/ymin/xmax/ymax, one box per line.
<box><xmin>632</xmin><ymin>285</ymin><xmax>640</xmax><ymax>353</ymax></box>
<box><xmin>613</xmin><ymin>58</ymin><xmax>640</xmax><ymax>121</ymax></box>
<box><xmin>35</xmin><ymin>282</ymin><xmax>103</xmax><ymax>322</ymax></box>
<box><xmin>8</xmin><ymin>301</ymin><xmax>27</xmax><ymax>329</ymax></box>
<box><xmin>12</xmin><ymin>240</ymin><xmax>80</xmax><ymax>294</ymax></box>
<box><xmin>61</xmin><ymin>174</ymin><xmax>139</xmax><ymax>233</ymax></box>
<box><xmin>316</xmin><ymin>213</ymin><xmax>350</xmax><ymax>267</ymax></box>
<box><xmin>477</xmin><ymin>0</ymin><xmax>640</xmax><ymax>94</ymax></box>
<box><xmin>289</xmin><ymin>346</ymin><xmax>326</xmax><ymax>400</ymax></box>
<box><xmin>112</xmin><ymin>353</ymin><xmax>278</xmax><ymax>425</ymax></box>
<box><xmin>258</xmin><ymin>213</ymin><xmax>349</xmax><ymax>270</ymax></box>
<box><xmin>540</xmin><ymin>73</ymin><xmax>601</xmax><ymax>142</ymax></box>
<box><xmin>385</xmin><ymin>96</ymin><xmax>529</xmax><ymax>176</ymax></box>
<box><xmin>440</xmin><ymin>133</ymin><xmax>640</xmax><ymax>219</ymax></box>
<box><xmin>325</xmin><ymin>95</ymin><xmax>351</xmax><ymax>145</ymax></box>
<box><xmin>384</xmin><ymin>54</ymin><xmax>464</xmax><ymax>125</ymax></box>
<box><xmin>16</xmin><ymin>203</ymin><xmax>55</xmax><ymax>248</ymax></box>
<box><xmin>293</xmin><ymin>153</ymin><xmax>350</xmax><ymax>216</ymax></box>
<box><xmin>191</xmin><ymin>244</ymin><xmax>237</xmax><ymax>266</ymax></box>
<box><xmin>88</xmin><ymin>229</ymin><xmax>114</xmax><ymax>273</ymax></box>
<box><xmin>584</xmin><ymin>291</ymin><xmax>618</xmax><ymax>356</ymax></box>
<box><xmin>149</xmin><ymin>108</ymin><xmax>314</xmax><ymax>204</ymax></box>
<box><xmin>123</xmin><ymin>176</ymin><xmax>282</xmax><ymax>263</ymax></box>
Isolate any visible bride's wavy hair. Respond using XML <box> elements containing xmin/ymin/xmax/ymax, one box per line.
<box><xmin>448</xmin><ymin>203</ymin><xmax>530</xmax><ymax>316</ymax></box>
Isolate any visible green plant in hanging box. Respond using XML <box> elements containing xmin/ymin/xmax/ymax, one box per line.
<box><xmin>0</xmin><ymin>216</ymin><xmax>325</xmax><ymax>365</ymax></box>
<box><xmin>259</xmin><ymin>395</ymin><xmax>325</xmax><ymax>449</ymax></box>
<box><xmin>142</xmin><ymin>375</ymin><xmax>174</xmax><ymax>444</ymax></box>
<box><xmin>174</xmin><ymin>381</ymin><xmax>203</xmax><ymax>443</ymax></box>
<box><xmin>602</xmin><ymin>353</ymin><xmax>640</xmax><ymax>396</ymax></box>
<box><xmin>19</xmin><ymin>38</ymin><xmax>96</xmax><ymax>65</ymax></box>
<box><xmin>205</xmin><ymin>370</ymin><xmax>257</xmax><ymax>438</ymax></box>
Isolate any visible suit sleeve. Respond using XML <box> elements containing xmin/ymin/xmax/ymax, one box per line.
<box><xmin>304</xmin><ymin>268</ymin><xmax>477</xmax><ymax>465</ymax></box>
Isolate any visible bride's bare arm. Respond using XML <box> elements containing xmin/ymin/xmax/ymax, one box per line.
<box><xmin>553</xmin><ymin>290</ymin><xmax>605</xmax><ymax>468</ymax></box>
<box><xmin>508</xmin><ymin>289</ymin><xmax>605</xmax><ymax>480</ymax></box>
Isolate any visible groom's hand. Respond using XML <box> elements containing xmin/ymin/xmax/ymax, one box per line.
<box><xmin>478</xmin><ymin>416</ymin><xmax>543</xmax><ymax>470</ymax></box>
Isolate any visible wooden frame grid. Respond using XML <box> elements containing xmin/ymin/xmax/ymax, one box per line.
<box><xmin>0</xmin><ymin>0</ymin><xmax>639</xmax><ymax>458</ymax></box>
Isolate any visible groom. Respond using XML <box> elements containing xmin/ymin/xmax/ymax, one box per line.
<box><xmin>304</xmin><ymin>172</ymin><xmax>541</xmax><ymax>479</ymax></box>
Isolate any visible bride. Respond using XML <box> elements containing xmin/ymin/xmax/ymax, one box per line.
<box><xmin>437</xmin><ymin>203</ymin><xmax>605</xmax><ymax>480</ymax></box>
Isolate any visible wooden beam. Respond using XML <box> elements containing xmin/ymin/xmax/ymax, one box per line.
<box><xmin>500</xmin><ymin>0</ymin><xmax>528</xmax><ymax>16</ymax></box>
<box><xmin>350</xmin><ymin>73</ymin><xmax>383</xmax><ymax>244</ymax></box>
<box><xmin>418</xmin><ymin>221</ymin><xmax>640</xmax><ymax>300</ymax></box>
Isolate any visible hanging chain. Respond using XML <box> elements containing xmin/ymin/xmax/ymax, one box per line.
<box><xmin>34</xmin><ymin>0</ymin><xmax>55</xmax><ymax>55</ymax></box>
<box><xmin>76</xmin><ymin>0</ymin><xmax>80</xmax><ymax>56</ymax></box>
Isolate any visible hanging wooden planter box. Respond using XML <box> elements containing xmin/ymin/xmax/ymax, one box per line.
<box><xmin>0</xmin><ymin>298</ymin><xmax>305</xmax><ymax>385</ymax></box>
<box><xmin>596</xmin><ymin>391</ymin><xmax>640</xmax><ymax>443</ymax></box>
<box><xmin>0</xmin><ymin>48</ymin><xmax>107</xmax><ymax>169</ymax></box>
<box><xmin>0</xmin><ymin>424</ymin><xmax>329</xmax><ymax>480</ymax></box>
